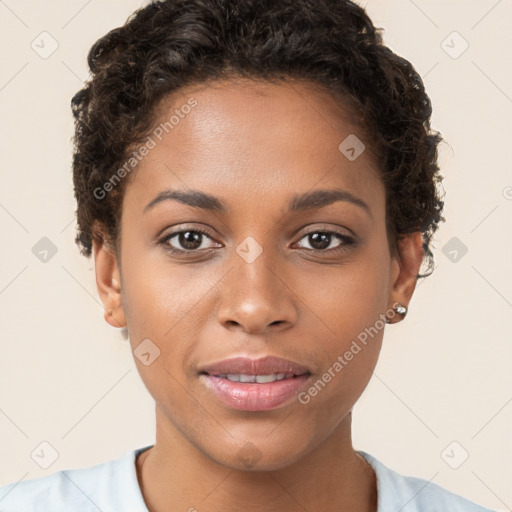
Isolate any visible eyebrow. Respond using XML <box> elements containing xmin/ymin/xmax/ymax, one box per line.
<box><xmin>143</xmin><ymin>187</ymin><xmax>372</xmax><ymax>219</ymax></box>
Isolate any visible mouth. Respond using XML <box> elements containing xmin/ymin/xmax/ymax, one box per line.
<box><xmin>197</xmin><ymin>355</ymin><xmax>312</xmax><ymax>411</ymax></box>
<box><xmin>197</xmin><ymin>355</ymin><xmax>311</xmax><ymax>377</ymax></box>
<box><xmin>198</xmin><ymin>371</ymin><xmax>309</xmax><ymax>383</ymax></box>
<box><xmin>198</xmin><ymin>372</ymin><xmax>311</xmax><ymax>411</ymax></box>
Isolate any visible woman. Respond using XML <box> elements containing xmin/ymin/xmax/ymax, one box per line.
<box><xmin>0</xmin><ymin>0</ymin><xmax>497</xmax><ymax>510</ymax></box>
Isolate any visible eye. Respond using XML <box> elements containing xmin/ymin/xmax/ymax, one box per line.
<box><xmin>158</xmin><ymin>227</ymin><xmax>356</xmax><ymax>255</ymax></box>
<box><xmin>159</xmin><ymin>228</ymin><xmax>220</xmax><ymax>253</ymax></box>
<box><xmin>295</xmin><ymin>231</ymin><xmax>356</xmax><ymax>253</ymax></box>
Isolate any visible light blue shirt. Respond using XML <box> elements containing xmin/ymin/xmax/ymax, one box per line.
<box><xmin>0</xmin><ymin>445</ymin><xmax>496</xmax><ymax>511</ymax></box>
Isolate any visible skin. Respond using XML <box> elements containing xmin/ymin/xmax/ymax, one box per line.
<box><xmin>93</xmin><ymin>77</ymin><xmax>424</xmax><ymax>512</ymax></box>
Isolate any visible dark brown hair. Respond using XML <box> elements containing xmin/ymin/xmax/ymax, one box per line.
<box><xmin>71</xmin><ymin>0</ymin><xmax>445</xmax><ymax>278</ymax></box>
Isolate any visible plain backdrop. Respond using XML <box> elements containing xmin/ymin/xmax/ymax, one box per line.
<box><xmin>0</xmin><ymin>1</ymin><xmax>511</xmax><ymax>510</ymax></box>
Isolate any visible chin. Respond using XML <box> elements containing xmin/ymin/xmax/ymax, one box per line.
<box><xmin>201</xmin><ymin>436</ymin><xmax>310</xmax><ymax>472</ymax></box>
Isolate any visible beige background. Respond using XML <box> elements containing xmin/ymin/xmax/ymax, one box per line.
<box><xmin>0</xmin><ymin>0</ymin><xmax>511</xmax><ymax>510</ymax></box>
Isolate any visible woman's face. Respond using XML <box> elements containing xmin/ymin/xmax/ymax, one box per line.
<box><xmin>95</xmin><ymin>78</ymin><xmax>422</xmax><ymax>470</ymax></box>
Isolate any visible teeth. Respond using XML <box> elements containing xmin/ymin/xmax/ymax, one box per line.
<box><xmin>255</xmin><ymin>374</ymin><xmax>278</xmax><ymax>383</ymax></box>
<box><xmin>215</xmin><ymin>373</ymin><xmax>294</xmax><ymax>383</ymax></box>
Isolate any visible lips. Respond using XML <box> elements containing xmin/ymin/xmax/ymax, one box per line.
<box><xmin>198</xmin><ymin>355</ymin><xmax>310</xmax><ymax>377</ymax></box>
<box><xmin>201</xmin><ymin>373</ymin><xmax>311</xmax><ymax>411</ymax></box>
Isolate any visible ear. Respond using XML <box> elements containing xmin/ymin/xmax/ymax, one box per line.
<box><xmin>387</xmin><ymin>231</ymin><xmax>424</xmax><ymax>324</ymax></box>
<box><xmin>92</xmin><ymin>223</ymin><xmax>126</xmax><ymax>329</ymax></box>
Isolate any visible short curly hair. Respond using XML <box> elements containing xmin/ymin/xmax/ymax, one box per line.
<box><xmin>71</xmin><ymin>0</ymin><xmax>445</xmax><ymax>278</ymax></box>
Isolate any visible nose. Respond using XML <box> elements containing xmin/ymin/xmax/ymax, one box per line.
<box><xmin>216</xmin><ymin>243</ymin><xmax>298</xmax><ymax>335</ymax></box>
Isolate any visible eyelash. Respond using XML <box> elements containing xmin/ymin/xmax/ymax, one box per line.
<box><xmin>158</xmin><ymin>227</ymin><xmax>356</xmax><ymax>255</ymax></box>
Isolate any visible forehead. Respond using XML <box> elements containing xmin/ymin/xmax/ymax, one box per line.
<box><xmin>124</xmin><ymin>78</ymin><xmax>384</xmax><ymax>218</ymax></box>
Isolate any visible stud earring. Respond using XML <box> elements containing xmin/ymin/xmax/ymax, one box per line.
<box><xmin>395</xmin><ymin>304</ymin><xmax>407</xmax><ymax>315</ymax></box>
<box><xmin>385</xmin><ymin>303</ymin><xmax>408</xmax><ymax>323</ymax></box>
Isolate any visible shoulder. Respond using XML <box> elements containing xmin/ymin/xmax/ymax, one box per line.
<box><xmin>358</xmin><ymin>451</ymin><xmax>496</xmax><ymax>512</ymax></box>
<box><xmin>0</xmin><ymin>446</ymin><xmax>151</xmax><ymax>512</ymax></box>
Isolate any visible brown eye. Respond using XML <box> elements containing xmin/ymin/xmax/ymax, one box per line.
<box><xmin>295</xmin><ymin>231</ymin><xmax>355</xmax><ymax>252</ymax></box>
<box><xmin>159</xmin><ymin>229</ymin><xmax>219</xmax><ymax>253</ymax></box>
<box><xmin>174</xmin><ymin>231</ymin><xmax>204</xmax><ymax>250</ymax></box>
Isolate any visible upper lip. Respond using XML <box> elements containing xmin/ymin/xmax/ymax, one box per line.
<box><xmin>198</xmin><ymin>356</ymin><xmax>311</xmax><ymax>376</ymax></box>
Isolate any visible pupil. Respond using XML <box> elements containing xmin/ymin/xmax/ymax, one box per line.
<box><xmin>310</xmin><ymin>233</ymin><xmax>330</xmax><ymax>250</ymax></box>
<box><xmin>180</xmin><ymin>231</ymin><xmax>202</xmax><ymax>250</ymax></box>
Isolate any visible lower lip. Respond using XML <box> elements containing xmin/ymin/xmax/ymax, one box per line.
<box><xmin>200</xmin><ymin>374</ymin><xmax>311</xmax><ymax>411</ymax></box>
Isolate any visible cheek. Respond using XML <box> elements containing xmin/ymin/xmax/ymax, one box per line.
<box><xmin>119</xmin><ymin>247</ymin><xmax>217</xmax><ymax>391</ymax></box>
<box><xmin>121</xmin><ymin>243</ymin><xmax>212</xmax><ymax>336</ymax></box>
<box><xmin>299</xmin><ymin>302</ymin><xmax>384</xmax><ymax>423</ymax></box>
<box><xmin>294</xmin><ymin>241</ymin><xmax>389</xmax><ymax>404</ymax></box>
<box><xmin>298</xmin><ymin>243</ymin><xmax>390</xmax><ymax>336</ymax></box>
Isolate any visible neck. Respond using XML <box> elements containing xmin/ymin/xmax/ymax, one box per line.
<box><xmin>136</xmin><ymin>406</ymin><xmax>377</xmax><ymax>512</ymax></box>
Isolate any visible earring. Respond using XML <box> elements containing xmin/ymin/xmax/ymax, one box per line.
<box><xmin>395</xmin><ymin>304</ymin><xmax>407</xmax><ymax>315</ymax></box>
<box><xmin>385</xmin><ymin>303</ymin><xmax>408</xmax><ymax>324</ymax></box>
